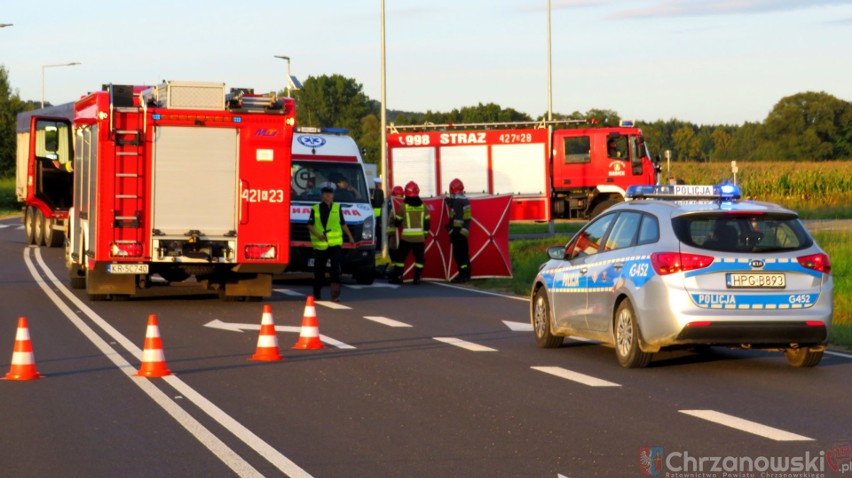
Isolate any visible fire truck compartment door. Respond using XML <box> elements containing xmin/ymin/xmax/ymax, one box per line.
<box><xmin>152</xmin><ymin>126</ymin><xmax>238</xmax><ymax>236</ymax></box>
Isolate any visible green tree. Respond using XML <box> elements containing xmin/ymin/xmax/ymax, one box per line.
<box><xmin>291</xmin><ymin>74</ymin><xmax>376</xmax><ymax>139</ymax></box>
<box><xmin>710</xmin><ymin>127</ymin><xmax>733</xmax><ymax>160</ymax></box>
<box><xmin>672</xmin><ymin>125</ymin><xmax>701</xmax><ymax>161</ymax></box>
<box><xmin>1</xmin><ymin>66</ymin><xmax>38</xmax><ymax>176</ymax></box>
<box><xmin>761</xmin><ymin>91</ymin><xmax>851</xmax><ymax>160</ymax></box>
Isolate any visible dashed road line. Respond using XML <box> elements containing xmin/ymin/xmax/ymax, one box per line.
<box><xmin>315</xmin><ymin>300</ymin><xmax>351</xmax><ymax>310</ymax></box>
<box><xmin>679</xmin><ymin>410</ymin><xmax>813</xmax><ymax>441</ymax></box>
<box><xmin>273</xmin><ymin>288</ymin><xmax>305</xmax><ymax>297</ymax></box>
<box><xmin>531</xmin><ymin>366</ymin><xmax>621</xmax><ymax>387</ymax></box>
<box><xmin>433</xmin><ymin>337</ymin><xmax>497</xmax><ymax>352</ymax></box>
<box><xmin>363</xmin><ymin>316</ymin><xmax>412</xmax><ymax>328</ymax></box>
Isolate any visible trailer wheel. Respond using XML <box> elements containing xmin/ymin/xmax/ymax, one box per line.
<box><xmin>24</xmin><ymin>207</ymin><xmax>36</xmax><ymax>244</ymax></box>
<box><xmin>32</xmin><ymin>208</ymin><xmax>46</xmax><ymax>247</ymax></box>
<box><xmin>43</xmin><ymin>218</ymin><xmax>64</xmax><ymax>248</ymax></box>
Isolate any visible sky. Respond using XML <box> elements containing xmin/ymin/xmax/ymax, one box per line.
<box><xmin>2</xmin><ymin>0</ymin><xmax>851</xmax><ymax>126</ymax></box>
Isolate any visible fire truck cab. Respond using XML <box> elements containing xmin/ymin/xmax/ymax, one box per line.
<box><xmin>386</xmin><ymin>120</ymin><xmax>659</xmax><ymax>221</ymax></box>
<box><xmin>20</xmin><ymin>82</ymin><xmax>296</xmax><ymax>301</ymax></box>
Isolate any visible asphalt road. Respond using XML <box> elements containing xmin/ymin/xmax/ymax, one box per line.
<box><xmin>1</xmin><ymin>217</ymin><xmax>851</xmax><ymax>478</ymax></box>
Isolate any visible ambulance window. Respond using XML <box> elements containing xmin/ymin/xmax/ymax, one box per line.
<box><xmin>564</xmin><ymin>136</ymin><xmax>590</xmax><ymax>164</ymax></box>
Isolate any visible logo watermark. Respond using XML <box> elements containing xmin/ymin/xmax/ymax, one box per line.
<box><xmin>639</xmin><ymin>442</ymin><xmax>852</xmax><ymax>478</ymax></box>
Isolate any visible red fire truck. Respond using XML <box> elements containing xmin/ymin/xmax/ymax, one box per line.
<box><xmin>386</xmin><ymin>121</ymin><xmax>660</xmax><ymax>221</ymax></box>
<box><xmin>18</xmin><ymin>82</ymin><xmax>295</xmax><ymax>300</ymax></box>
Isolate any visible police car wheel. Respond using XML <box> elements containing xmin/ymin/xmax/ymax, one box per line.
<box><xmin>784</xmin><ymin>348</ymin><xmax>823</xmax><ymax>368</ymax></box>
<box><xmin>532</xmin><ymin>288</ymin><xmax>563</xmax><ymax>348</ymax></box>
<box><xmin>614</xmin><ymin>300</ymin><xmax>652</xmax><ymax>368</ymax></box>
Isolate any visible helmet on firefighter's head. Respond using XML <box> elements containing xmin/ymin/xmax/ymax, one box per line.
<box><xmin>404</xmin><ymin>181</ymin><xmax>420</xmax><ymax>198</ymax></box>
<box><xmin>449</xmin><ymin>178</ymin><xmax>464</xmax><ymax>195</ymax></box>
<box><xmin>391</xmin><ymin>185</ymin><xmax>404</xmax><ymax>197</ymax></box>
<box><xmin>319</xmin><ymin>181</ymin><xmax>336</xmax><ymax>193</ymax></box>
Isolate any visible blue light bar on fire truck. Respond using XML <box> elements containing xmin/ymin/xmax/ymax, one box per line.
<box><xmin>626</xmin><ymin>182</ymin><xmax>741</xmax><ymax>201</ymax></box>
<box><xmin>295</xmin><ymin>126</ymin><xmax>349</xmax><ymax>135</ymax></box>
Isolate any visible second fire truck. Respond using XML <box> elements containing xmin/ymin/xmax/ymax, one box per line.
<box><xmin>386</xmin><ymin>120</ymin><xmax>660</xmax><ymax>221</ymax></box>
<box><xmin>19</xmin><ymin>81</ymin><xmax>296</xmax><ymax>300</ymax></box>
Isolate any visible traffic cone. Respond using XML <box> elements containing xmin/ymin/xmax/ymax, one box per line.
<box><xmin>251</xmin><ymin>304</ymin><xmax>284</xmax><ymax>361</ymax></box>
<box><xmin>5</xmin><ymin>317</ymin><xmax>41</xmax><ymax>380</ymax></box>
<box><xmin>292</xmin><ymin>296</ymin><xmax>324</xmax><ymax>350</ymax></box>
<box><xmin>136</xmin><ymin>314</ymin><xmax>172</xmax><ymax>377</ymax></box>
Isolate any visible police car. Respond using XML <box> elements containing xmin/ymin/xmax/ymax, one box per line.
<box><xmin>530</xmin><ymin>183</ymin><xmax>833</xmax><ymax>368</ymax></box>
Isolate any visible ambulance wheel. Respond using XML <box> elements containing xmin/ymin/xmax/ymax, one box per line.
<box><xmin>32</xmin><ymin>208</ymin><xmax>46</xmax><ymax>247</ymax></box>
<box><xmin>532</xmin><ymin>287</ymin><xmax>563</xmax><ymax>348</ymax></box>
<box><xmin>24</xmin><ymin>207</ymin><xmax>36</xmax><ymax>244</ymax></box>
<box><xmin>43</xmin><ymin>218</ymin><xmax>64</xmax><ymax>248</ymax></box>
<box><xmin>354</xmin><ymin>266</ymin><xmax>375</xmax><ymax>285</ymax></box>
<box><xmin>614</xmin><ymin>300</ymin><xmax>652</xmax><ymax>368</ymax></box>
<box><xmin>785</xmin><ymin>348</ymin><xmax>823</xmax><ymax>367</ymax></box>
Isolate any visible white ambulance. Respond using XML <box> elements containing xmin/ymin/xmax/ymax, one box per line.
<box><xmin>287</xmin><ymin>127</ymin><xmax>376</xmax><ymax>284</ymax></box>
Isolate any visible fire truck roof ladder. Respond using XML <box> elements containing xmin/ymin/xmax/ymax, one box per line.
<box><xmin>107</xmin><ymin>84</ymin><xmax>145</xmax><ymax>234</ymax></box>
<box><xmin>387</xmin><ymin>119</ymin><xmax>584</xmax><ymax>134</ymax></box>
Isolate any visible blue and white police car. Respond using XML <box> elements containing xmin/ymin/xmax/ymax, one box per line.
<box><xmin>530</xmin><ymin>183</ymin><xmax>833</xmax><ymax>368</ymax></box>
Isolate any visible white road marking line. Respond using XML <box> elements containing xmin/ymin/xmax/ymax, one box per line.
<box><xmin>826</xmin><ymin>350</ymin><xmax>852</xmax><ymax>360</ymax></box>
<box><xmin>363</xmin><ymin>316</ymin><xmax>412</xmax><ymax>328</ymax></box>
<box><xmin>679</xmin><ymin>410</ymin><xmax>813</xmax><ymax>441</ymax></box>
<box><xmin>29</xmin><ymin>248</ymin><xmax>314</xmax><ymax>477</ymax></box>
<box><xmin>531</xmin><ymin>366</ymin><xmax>621</xmax><ymax>387</ymax></box>
<box><xmin>503</xmin><ymin>320</ymin><xmax>533</xmax><ymax>332</ymax></box>
<box><xmin>315</xmin><ymin>300</ymin><xmax>351</xmax><ymax>310</ymax></box>
<box><xmin>202</xmin><ymin>320</ymin><xmax>355</xmax><ymax>349</ymax></box>
<box><xmin>433</xmin><ymin>337</ymin><xmax>497</xmax><ymax>352</ymax></box>
<box><xmin>345</xmin><ymin>283</ymin><xmax>400</xmax><ymax>289</ymax></box>
<box><xmin>432</xmin><ymin>281</ymin><xmax>529</xmax><ymax>301</ymax></box>
<box><xmin>273</xmin><ymin>288</ymin><xmax>305</xmax><ymax>297</ymax></box>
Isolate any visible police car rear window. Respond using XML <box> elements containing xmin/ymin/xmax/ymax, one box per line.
<box><xmin>672</xmin><ymin>214</ymin><xmax>813</xmax><ymax>253</ymax></box>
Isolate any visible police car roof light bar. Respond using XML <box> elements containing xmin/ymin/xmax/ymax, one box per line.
<box><xmin>626</xmin><ymin>182</ymin><xmax>741</xmax><ymax>201</ymax></box>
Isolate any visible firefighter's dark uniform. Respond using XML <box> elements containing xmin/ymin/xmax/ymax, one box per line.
<box><xmin>446</xmin><ymin>193</ymin><xmax>472</xmax><ymax>282</ymax></box>
<box><xmin>390</xmin><ymin>196</ymin><xmax>430</xmax><ymax>284</ymax></box>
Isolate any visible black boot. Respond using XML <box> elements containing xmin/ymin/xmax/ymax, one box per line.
<box><xmin>413</xmin><ymin>268</ymin><xmax>422</xmax><ymax>285</ymax></box>
<box><xmin>330</xmin><ymin>283</ymin><xmax>341</xmax><ymax>302</ymax></box>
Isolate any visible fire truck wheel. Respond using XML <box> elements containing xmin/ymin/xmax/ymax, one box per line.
<box><xmin>69</xmin><ymin>265</ymin><xmax>86</xmax><ymax>289</ymax></box>
<box><xmin>32</xmin><ymin>208</ymin><xmax>46</xmax><ymax>247</ymax></box>
<box><xmin>24</xmin><ymin>207</ymin><xmax>36</xmax><ymax>244</ymax></box>
<box><xmin>590</xmin><ymin>198</ymin><xmax>621</xmax><ymax>219</ymax></box>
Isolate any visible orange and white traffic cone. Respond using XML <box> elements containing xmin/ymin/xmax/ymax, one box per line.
<box><xmin>136</xmin><ymin>314</ymin><xmax>172</xmax><ymax>378</ymax></box>
<box><xmin>5</xmin><ymin>317</ymin><xmax>41</xmax><ymax>381</ymax></box>
<box><xmin>292</xmin><ymin>296</ymin><xmax>324</xmax><ymax>350</ymax></box>
<box><xmin>251</xmin><ymin>304</ymin><xmax>284</xmax><ymax>361</ymax></box>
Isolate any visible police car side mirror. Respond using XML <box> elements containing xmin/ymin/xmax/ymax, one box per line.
<box><xmin>547</xmin><ymin>246</ymin><xmax>566</xmax><ymax>261</ymax></box>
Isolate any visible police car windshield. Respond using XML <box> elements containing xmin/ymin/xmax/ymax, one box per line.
<box><xmin>291</xmin><ymin>162</ymin><xmax>369</xmax><ymax>204</ymax></box>
<box><xmin>672</xmin><ymin>213</ymin><xmax>813</xmax><ymax>253</ymax></box>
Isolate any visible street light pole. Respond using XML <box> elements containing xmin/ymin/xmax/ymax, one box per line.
<box><xmin>41</xmin><ymin>62</ymin><xmax>81</xmax><ymax>108</ymax></box>
<box><xmin>274</xmin><ymin>55</ymin><xmax>292</xmax><ymax>96</ymax></box>
<box><xmin>379</xmin><ymin>0</ymin><xmax>388</xmax><ymax>259</ymax></box>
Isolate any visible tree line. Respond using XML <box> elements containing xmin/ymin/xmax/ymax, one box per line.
<box><xmin>1</xmin><ymin>66</ymin><xmax>850</xmax><ymax>176</ymax></box>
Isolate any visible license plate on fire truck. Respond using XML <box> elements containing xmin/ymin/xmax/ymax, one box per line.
<box><xmin>108</xmin><ymin>263</ymin><xmax>149</xmax><ymax>274</ymax></box>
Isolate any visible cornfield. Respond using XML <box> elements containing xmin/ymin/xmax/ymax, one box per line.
<box><xmin>669</xmin><ymin>160</ymin><xmax>852</xmax><ymax>218</ymax></box>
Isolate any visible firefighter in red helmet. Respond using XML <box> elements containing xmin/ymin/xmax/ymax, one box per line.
<box><xmin>389</xmin><ymin>181</ymin><xmax>430</xmax><ymax>284</ymax></box>
<box><xmin>383</xmin><ymin>185</ymin><xmax>405</xmax><ymax>279</ymax></box>
<box><xmin>446</xmin><ymin>178</ymin><xmax>472</xmax><ymax>283</ymax></box>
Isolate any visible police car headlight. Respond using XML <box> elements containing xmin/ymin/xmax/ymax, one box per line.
<box><xmin>362</xmin><ymin>216</ymin><xmax>374</xmax><ymax>241</ymax></box>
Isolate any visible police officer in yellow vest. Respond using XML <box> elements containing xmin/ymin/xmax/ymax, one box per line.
<box><xmin>389</xmin><ymin>181</ymin><xmax>430</xmax><ymax>285</ymax></box>
<box><xmin>307</xmin><ymin>181</ymin><xmax>355</xmax><ymax>301</ymax></box>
